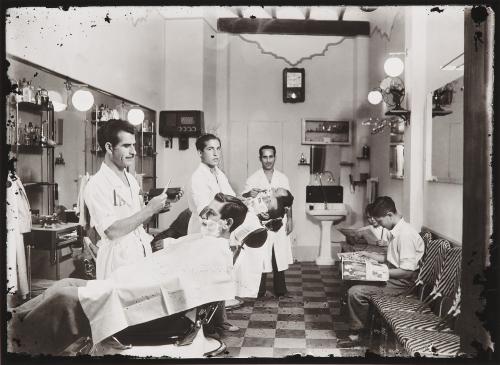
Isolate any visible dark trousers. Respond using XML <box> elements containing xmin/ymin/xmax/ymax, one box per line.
<box><xmin>258</xmin><ymin>246</ymin><xmax>287</xmax><ymax>296</ymax></box>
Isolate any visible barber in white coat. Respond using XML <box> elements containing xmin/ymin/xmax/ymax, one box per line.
<box><xmin>187</xmin><ymin>133</ymin><xmax>239</xmax><ymax>333</ymax></box>
<box><xmin>84</xmin><ymin>119</ymin><xmax>170</xmax><ymax>279</ymax></box>
<box><xmin>242</xmin><ymin>145</ymin><xmax>293</xmax><ymax>297</ymax></box>
<box><xmin>187</xmin><ymin>134</ymin><xmax>235</xmax><ymax>234</ymax></box>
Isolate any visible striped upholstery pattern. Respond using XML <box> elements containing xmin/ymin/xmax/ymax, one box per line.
<box><xmin>384</xmin><ymin>311</ymin><xmax>453</xmax><ymax>332</ymax></box>
<box><xmin>416</xmin><ymin>238</ymin><xmax>452</xmax><ymax>287</ymax></box>
<box><xmin>371</xmin><ymin>296</ymin><xmax>432</xmax><ymax>314</ymax></box>
<box><xmin>396</xmin><ymin>329</ymin><xmax>461</xmax><ymax>357</ymax></box>
<box><xmin>426</xmin><ymin>247</ymin><xmax>461</xmax><ymax>301</ymax></box>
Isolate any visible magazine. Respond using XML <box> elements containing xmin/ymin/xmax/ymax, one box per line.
<box><xmin>339</xmin><ymin>256</ymin><xmax>389</xmax><ymax>282</ymax></box>
<box><xmin>338</xmin><ymin>226</ymin><xmax>380</xmax><ymax>246</ymax></box>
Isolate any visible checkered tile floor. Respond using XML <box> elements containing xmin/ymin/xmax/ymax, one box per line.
<box><xmin>219</xmin><ymin>261</ymin><xmax>366</xmax><ymax>358</ymax></box>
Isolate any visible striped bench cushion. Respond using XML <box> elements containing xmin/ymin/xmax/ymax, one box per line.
<box><xmin>384</xmin><ymin>310</ymin><xmax>453</xmax><ymax>332</ymax></box>
<box><xmin>371</xmin><ymin>295</ymin><xmax>432</xmax><ymax>314</ymax></box>
<box><xmin>396</xmin><ymin>328</ymin><xmax>461</xmax><ymax>357</ymax></box>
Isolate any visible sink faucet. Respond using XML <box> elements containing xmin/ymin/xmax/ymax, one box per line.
<box><xmin>322</xmin><ymin>171</ymin><xmax>335</xmax><ymax>183</ymax></box>
<box><xmin>316</xmin><ymin>172</ymin><xmax>329</xmax><ymax>210</ymax></box>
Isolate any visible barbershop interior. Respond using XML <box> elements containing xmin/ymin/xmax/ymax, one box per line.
<box><xmin>4</xmin><ymin>5</ymin><xmax>496</xmax><ymax>360</ymax></box>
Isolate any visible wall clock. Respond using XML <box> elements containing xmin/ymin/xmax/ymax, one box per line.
<box><xmin>283</xmin><ymin>68</ymin><xmax>305</xmax><ymax>103</ymax></box>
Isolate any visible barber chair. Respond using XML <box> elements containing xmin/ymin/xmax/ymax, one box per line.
<box><xmin>86</xmin><ymin>227</ymin><xmax>268</xmax><ymax>358</ymax></box>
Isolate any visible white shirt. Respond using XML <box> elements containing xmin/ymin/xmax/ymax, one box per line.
<box><xmin>242</xmin><ymin>168</ymin><xmax>293</xmax><ymax>272</ymax></box>
<box><xmin>84</xmin><ymin>163</ymin><xmax>153</xmax><ymax>279</ymax></box>
<box><xmin>243</xmin><ymin>168</ymin><xmax>290</xmax><ymax>194</ymax></box>
<box><xmin>187</xmin><ymin>163</ymin><xmax>235</xmax><ymax>234</ymax></box>
<box><xmin>386</xmin><ymin>218</ymin><xmax>425</xmax><ymax>271</ymax></box>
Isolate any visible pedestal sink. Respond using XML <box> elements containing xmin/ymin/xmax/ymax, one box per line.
<box><xmin>306</xmin><ymin>203</ymin><xmax>347</xmax><ymax>265</ymax></box>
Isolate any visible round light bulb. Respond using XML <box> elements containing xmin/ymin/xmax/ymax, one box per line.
<box><xmin>72</xmin><ymin>89</ymin><xmax>94</xmax><ymax>111</ymax></box>
<box><xmin>127</xmin><ymin>108</ymin><xmax>144</xmax><ymax>125</ymax></box>
<box><xmin>367</xmin><ymin>90</ymin><xmax>383</xmax><ymax>105</ymax></box>
<box><xmin>384</xmin><ymin>57</ymin><xmax>404</xmax><ymax>77</ymax></box>
<box><xmin>47</xmin><ymin>90</ymin><xmax>67</xmax><ymax>112</ymax></box>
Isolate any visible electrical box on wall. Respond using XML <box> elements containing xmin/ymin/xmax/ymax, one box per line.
<box><xmin>159</xmin><ymin>110</ymin><xmax>204</xmax><ymax>138</ymax></box>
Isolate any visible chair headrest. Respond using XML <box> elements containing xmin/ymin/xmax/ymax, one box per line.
<box><xmin>241</xmin><ymin>228</ymin><xmax>268</xmax><ymax>248</ymax></box>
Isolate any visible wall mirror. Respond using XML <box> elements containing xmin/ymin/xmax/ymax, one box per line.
<box><xmin>389</xmin><ymin>118</ymin><xmax>405</xmax><ymax>179</ymax></box>
<box><xmin>7</xmin><ymin>55</ymin><xmax>156</xmax><ymax>213</ymax></box>
<box><xmin>310</xmin><ymin>145</ymin><xmax>326</xmax><ymax>174</ymax></box>
<box><xmin>428</xmin><ymin>76</ymin><xmax>464</xmax><ymax>184</ymax></box>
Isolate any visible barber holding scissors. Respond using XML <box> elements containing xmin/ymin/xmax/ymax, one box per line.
<box><xmin>84</xmin><ymin>119</ymin><xmax>173</xmax><ymax>279</ymax></box>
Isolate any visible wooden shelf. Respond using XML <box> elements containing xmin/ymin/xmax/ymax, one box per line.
<box><xmin>339</xmin><ymin>161</ymin><xmax>354</xmax><ymax>167</ymax></box>
<box><xmin>298</xmin><ymin>162</ymin><xmax>310</xmax><ymax>166</ymax></box>
<box><xmin>17</xmin><ymin>144</ymin><xmax>54</xmax><ymax>154</ymax></box>
<box><xmin>18</xmin><ymin>102</ymin><xmax>53</xmax><ymax>113</ymax></box>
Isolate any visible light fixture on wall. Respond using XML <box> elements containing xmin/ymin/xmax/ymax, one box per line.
<box><xmin>127</xmin><ymin>108</ymin><xmax>145</xmax><ymax>125</ymax></box>
<box><xmin>384</xmin><ymin>56</ymin><xmax>404</xmax><ymax>77</ymax></box>
<box><xmin>367</xmin><ymin>88</ymin><xmax>383</xmax><ymax>105</ymax></box>
<box><xmin>72</xmin><ymin>89</ymin><xmax>95</xmax><ymax>112</ymax></box>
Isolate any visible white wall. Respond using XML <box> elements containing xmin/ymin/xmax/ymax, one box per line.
<box><xmin>422</xmin><ymin>7</ymin><xmax>464</xmax><ymax>242</ymax></box>
<box><xmin>6</xmin><ymin>7</ymin><xmax>165</xmax><ymax>110</ymax></box>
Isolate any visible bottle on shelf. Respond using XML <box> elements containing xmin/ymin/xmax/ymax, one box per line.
<box><xmin>21</xmin><ymin>78</ymin><xmax>29</xmax><ymax>102</ymax></box>
<box><xmin>28</xmin><ymin>81</ymin><xmax>35</xmax><ymax>103</ymax></box>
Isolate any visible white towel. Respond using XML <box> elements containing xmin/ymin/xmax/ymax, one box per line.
<box><xmin>77</xmin><ymin>173</ymin><xmax>91</xmax><ymax>227</ymax></box>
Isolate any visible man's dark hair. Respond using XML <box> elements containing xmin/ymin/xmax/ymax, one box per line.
<box><xmin>97</xmin><ymin>119</ymin><xmax>136</xmax><ymax>152</ymax></box>
<box><xmin>195</xmin><ymin>134</ymin><xmax>221</xmax><ymax>152</ymax></box>
<box><xmin>279</xmin><ymin>190</ymin><xmax>294</xmax><ymax>208</ymax></box>
<box><xmin>365</xmin><ymin>203</ymin><xmax>375</xmax><ymax>218</ymax></box>
<box><xmin>371</xmin><ymin>196</ymin><xmax>397</xmax><ymax>218</ymax></box>
<box><xmin>259</xmin><ymin>145</ymin><xmax>276</xmax><ymax>158</ymax></box>
<box><xmin>214</xmin><ymin>193</ymin><xmax>248</xmax><ymax>232</ymax></box>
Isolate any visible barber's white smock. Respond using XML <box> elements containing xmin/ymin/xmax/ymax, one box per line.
<box><xmin>78</xmin><ymin>234</ymin><xmax>235</xmax><ymax>344</ymax></box>
<box><xmin>187</xmin><ymin>163</ymin><xmax>235</xmax><ymax>234</ymax></box>
<box><xmin>84</xmin><ymin>163</ymin><xmax>153</xmax><ymax>279</ymax></box>
<box><xmin>243</xmin><ymin>168</ymin><xmax>293</xmax><ymax>272</ymax></box>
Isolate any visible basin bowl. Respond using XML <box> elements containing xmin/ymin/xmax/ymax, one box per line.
<box><xmin>306</xmin><ymin>203</ymin><xmax>347</xmax><ymax>221</ymax></box>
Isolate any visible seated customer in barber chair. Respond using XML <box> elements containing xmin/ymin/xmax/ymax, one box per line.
<box><xmin>8</xmin><ymin>194</ymin><xmax>266</xmax><ymax>357</ymax></box>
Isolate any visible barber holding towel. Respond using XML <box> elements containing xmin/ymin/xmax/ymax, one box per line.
<box><xmin>84</xmin><ymin>119</ymin><xmax>171</xmax><ymax>279</ymax></box>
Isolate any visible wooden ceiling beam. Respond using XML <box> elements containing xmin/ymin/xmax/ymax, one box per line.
<box><xmin>217</xmin><ymin>18</ymin><xmax>370</xmax><ymax>37</ymax></box>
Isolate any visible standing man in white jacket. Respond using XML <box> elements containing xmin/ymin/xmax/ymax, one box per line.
<box><xmin>187</xmin><ymin>134</ymin><xmax>236</xmax><ymax>234</ymax></box>
<box><xmin>242</xmin><ymin>145</ymin><xmax>294</xmax><ymax>297</ymax></box>
<box><xmin>186</xmin><ymin>133</ymin><xmax>239</xmax><ymax>333</ymax></box>
<box><xmin>84</xmin><ymin>119</ymin><xmax>170</xmax><ymax>279</ymax></box>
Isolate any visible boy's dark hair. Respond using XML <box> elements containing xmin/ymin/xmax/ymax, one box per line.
<box><xmin>259</xmin><ymin>145</ymin><xmax>276</xmax><ymax>158</ymax></box>
<box><xmin>195</xmin><ymin>134</ymin><xmax>221</xmax><ymax>152</ymax></box>
<box><xmin>371</xmin><ymin>196</ymin><xmax>397</xmax><ymax>218</ymax></box>
<box><xmin>214</xmin><ymin>193</ymin><xmax>248</xmax><ymax>232</ymax></box>
<box><xmin>97</xmin><ymin>119</ymin><xmax>136</xmax><ymax>152</ymax></box>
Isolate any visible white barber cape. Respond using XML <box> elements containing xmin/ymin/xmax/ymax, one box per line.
<box><xmin>243</xmin><ymin>168</ymin><xmax>293</xmax><ymax>272</ymax></box>
<box><xmin>78</xmin><ymin>234</ymin><xmax>235</xmax><ymax>345</ymax></box>
<box><xmin>187</xmin><ymin>163</ymin><xmax>235</xmax><ymax>234</ymax></box>
<box><xmin>84</xmin><ymin>163</ymin><xmax>153</xmax><ymax>279</ymax></box>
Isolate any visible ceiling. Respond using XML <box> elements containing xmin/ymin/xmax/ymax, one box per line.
<box><xmin>158</xmin><ymin>6</ymin><xmax>378</xmax><ymax>27</ymax></box>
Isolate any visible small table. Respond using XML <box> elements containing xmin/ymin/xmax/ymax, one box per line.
<box><xmin>24</xmin><ymin>222</ymin><xmax>81</xmax><ymax>293</ymax></box>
